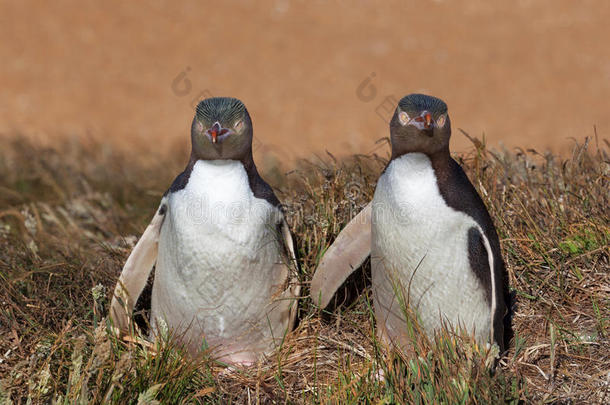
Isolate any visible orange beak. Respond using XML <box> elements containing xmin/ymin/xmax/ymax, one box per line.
<box><xmin>413</xmin><ymin>111</ymin><xmax>434</xmax><ymax>130</ymax></box>
<box><xmin>209</xmin><ymin>122</ymin><xmax>222</xmax><ymax>143</ymax></box>
<box><xmin>424</xmin><ymin>112</ymin><xmax>432</xmax><ymax>129</ymax></box>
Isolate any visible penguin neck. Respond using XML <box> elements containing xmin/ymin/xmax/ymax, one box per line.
<box><xmin>426</xmin><ymin>148</ymin><xmax>453</xmax><ymax>185</ymax></box>
<box><xmin>187</xmin><ymin>148</ymin><xmax>257</xmax><ymax>177</ymax></box>
<box><xmin>393</xmin><ymin>147</ymin><xmax>451</xmax><ymax>171</ymax></box>
<box><xmin>389</xmin><ymin>147</ymin><xmax>454</xmax><ymax>192</ymax></box>
<box><xmin>181</xmin><ymin>148</ymin><xmax>279</xmax><ymax>207</ymax></box>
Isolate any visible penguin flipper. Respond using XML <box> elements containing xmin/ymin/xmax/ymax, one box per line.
<box><xmin>469</xmin><ymin>226</ymin><xmax>504</xmax><ymax>350</ymax></box>
<box><xmin>109</xmin><ymin>198</ymin><xmax>167</xmax><ymax>333</ymax></box>
<box><xmin>280</xmin><ymin>217</ymin><xmax>301</xmax><ymax>330</ymax></box>
<box><xmin>310</xmin><ymin>202</ymin><xmax>372</xmax><ymax>309</ymax></box>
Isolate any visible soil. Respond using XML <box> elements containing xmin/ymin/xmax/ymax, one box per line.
<box><xmin>1</xmin><ymin>0</ymin><xmax>609</xmax><ymax>161</ymax></box>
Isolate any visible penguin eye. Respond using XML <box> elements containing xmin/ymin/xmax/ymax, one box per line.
<box><xmin>234</xmin><ymin>120</ymin><xmax>244</xmax><ymax>132</ymax></box>
<box><xmin>436</xmin><ymin>114</ymin><xmax>446</xmax><ymax>128</ymax></box>
<box><xmin>398</xmin><ymin>111</ymin><xmax>410</xmax><ymax>126</ymax></box>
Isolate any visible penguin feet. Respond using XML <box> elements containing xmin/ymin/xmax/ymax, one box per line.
<box><xmin>217</xmin><ymin>351</ymin><xmax>258</xmax><ymax>369</ymax></box>
<box><xmin>216</xmin><ymin>354</ymin><xmax>258</xmax><ymax>377</ymax></box>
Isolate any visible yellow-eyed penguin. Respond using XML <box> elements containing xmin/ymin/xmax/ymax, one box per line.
<box><xmin>311</xmin><ymin>94</ymin><xmax>510</xmax><ymax>352</ymax></box>
<box><xmin>110</xmin><ymin>97</ymin><xmax>300</xmax><ymax>365</ymax></box>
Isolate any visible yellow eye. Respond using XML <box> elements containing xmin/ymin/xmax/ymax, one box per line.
<box><xmin>398</xmin><ymin>111</ymin><xmax>410</xmax><ymax>126</ymax></box>
<box><xmin>234</xmin><ymin>120</ymin><xmax>244</xmax><ymax>132</ymax></box>
<box><xmin>437</xmin><ymin>114</ymin><xmax>446</xmax><ymax>128</ymax></box>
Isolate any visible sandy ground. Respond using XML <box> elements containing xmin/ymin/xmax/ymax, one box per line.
<box><xmin>1</xmin><ymin>0</ymin><xmax>609</xmax><ymax>161</ymax></box>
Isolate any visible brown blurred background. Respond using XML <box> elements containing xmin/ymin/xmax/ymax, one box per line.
<box><xmin>1</xmin><ymin>0</ymin><xmax>608</xmax><ymax>161</ymax></box>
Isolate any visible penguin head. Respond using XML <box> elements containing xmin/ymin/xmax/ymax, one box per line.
<box><xmin>191</xmin><ymin>97</ymin><xmax>253</xmax><ymax>160</ymax></box>
<box><xmin>389</xmin><ymin>94</ymin><xmax>451</xmax><ymax>158</ymax></box>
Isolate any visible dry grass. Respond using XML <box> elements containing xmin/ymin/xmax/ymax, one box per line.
<box><xmin>0</xmin><ymin>133</ymin><xmax>608</xmax><ymax>403</ymax></box>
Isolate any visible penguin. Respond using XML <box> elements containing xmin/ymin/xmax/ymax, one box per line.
<box><xmin>310</xmin><ymin>94</ymin><xmax>510</xmax><ymax>352</ymax></box>
<box><xmin>110</xmin><ymin>97</ymin><xmax>300</xmax><ymax>365</ymax></box>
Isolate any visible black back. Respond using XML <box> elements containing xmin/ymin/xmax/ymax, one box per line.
<box><xmin>430</xmin><ymin>154</ymin><xmax>512</xmax><ymax>351</ymax></box>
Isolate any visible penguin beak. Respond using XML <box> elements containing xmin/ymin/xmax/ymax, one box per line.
<box><xmin>423</xmin><ymin>112</ymin><xmax>432</xmax><ymax>129</ymax></box>
<box><xmin>414</xmin><ymin>111</ymin><xmax>433</xmax><ymax>128</ymax></box>
<box><xmin>206</xmin><ymin>122</ymin><xmax>231</xmax><ymax>144</ymax></box>
<box><xmin>409</xmin><ymin>111</ymin><xmax>435</xmax><ymax>133</ymax></box>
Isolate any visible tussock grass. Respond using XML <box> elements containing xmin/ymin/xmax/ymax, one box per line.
<box><xmin>0</xmin><ymin>134</ymin><xmax>608</xmax><ymax>403</ymax></box>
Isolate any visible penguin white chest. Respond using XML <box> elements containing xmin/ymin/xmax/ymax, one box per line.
<box><xmin>152</xmin><ymin>160</ymin><xmax>285</xmax><ymax>354</ymax></box>
<box><xmin>371</xmin><ymin>153</ymin><xmax>490</xmax><ymax>343</ymax></box>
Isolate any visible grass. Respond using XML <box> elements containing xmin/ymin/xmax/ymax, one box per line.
<box><xmin>0</xmin><ymin>133</ymin><xmax>608</xmax><ymax>403</ymax></box>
